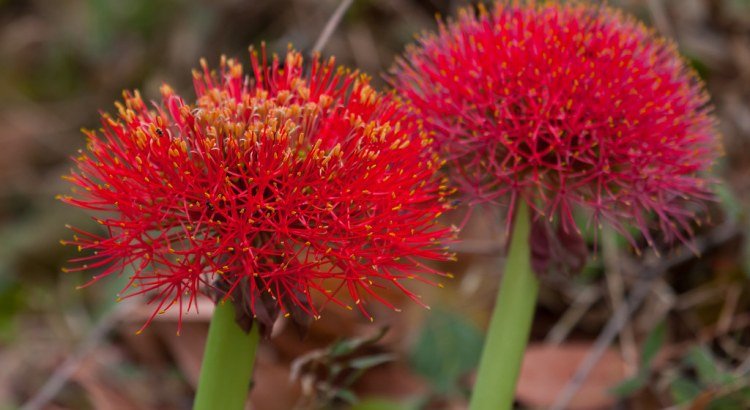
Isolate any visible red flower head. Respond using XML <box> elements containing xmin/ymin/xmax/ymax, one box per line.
<box><xmin>391</xmin><ymin>1</ymin><xmax>720</xmax><ymax>254</ymax></box>
<box><xmin>60</xmin><ymin>47</ymin><xmax>453</xmax><ymax>333</ymax></box>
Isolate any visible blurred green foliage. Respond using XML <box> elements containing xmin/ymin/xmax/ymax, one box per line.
<box><xmin>670</xmin><ymin>346</ymin><xmax>750</xmax><ymax>409</ymax></box>
<box><xmin>409</xmin><ymin>308</ymin><xmax>483</xmax><ymax>395</ymax></box>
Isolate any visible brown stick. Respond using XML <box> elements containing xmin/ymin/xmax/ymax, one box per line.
<box><xmin>311</xmin><ymin>0</ymin><xmax>355</xmax><ymax>55</ymax></box>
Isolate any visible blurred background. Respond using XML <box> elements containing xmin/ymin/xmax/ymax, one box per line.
<box><xmin>1</xmin><ymin>0</ymin><xmax>749</xmax><ymax>409</ymax></box>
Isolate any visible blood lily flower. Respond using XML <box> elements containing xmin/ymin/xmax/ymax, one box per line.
<box><xmin>391</xmin><ymin>1</ymin><xmax>719</xmax><ymax>249</ymax></box>
<box><xmin>390</xmin><ymin>2</ymin><xmax>720</xmax><ymax>409</ymax></box>
<box><xmin>60</xmin><ymin>47</ymin><xmax>453</xmax><ymax>335</ymax></box>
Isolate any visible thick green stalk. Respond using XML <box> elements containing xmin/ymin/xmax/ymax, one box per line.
<box><xmin>194</xmin><ymin>300</ymin><xmax>260</xmax><ymax>410</ymax></box>
<box><xmin>469</xmin><ymin>202</ymin><xmax>539</xmax><ymax>410</ymax></box>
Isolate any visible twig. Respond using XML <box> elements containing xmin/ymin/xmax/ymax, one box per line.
<box><xmin>550</xmin><ymin>221</ymin><xmax>741</xmax><ymax>410</ymax></box>
<box><xmin>646</xmin><ymin>0</ymin><xmax>675</xmax><ymax>39</ymax></box>
<box><xmin>546</xmin><ymin>286</ymin><xmax>599</xmax><ymax>345</ymax></box>
<box><xmin>602</xmin><ymin>228</ymin><xmax>638</xmax><ymax>376</ymax></box>
<box><xmin>716</xmin><ymin>286</ymin><xmax>741</xmax><ymax>335</ymax></box>
<box><xmin>20</xmin><ymin>300</ymin><xmax>138</xmax><ymax>410</ymax></box>
<box><xmin>310</xmin><ymin>0</ymin><xmax>355</xmax><ymax>55</ymax></box>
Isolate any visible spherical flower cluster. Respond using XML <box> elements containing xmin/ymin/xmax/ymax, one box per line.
<box><xmin>391</xmin><ymin>1</ymin><xmax>719</xmax><ymax>246</ymax></box>
<box><xmin>60</xmin><ymin>48</ymin><xmax>453</xmax><ymax>333</ymax></box>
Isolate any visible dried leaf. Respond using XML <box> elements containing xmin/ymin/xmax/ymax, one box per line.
<box><xmin>516</xmin><ymin>343</ymin><xmax>626</xmax><ymax>409</ymax></box>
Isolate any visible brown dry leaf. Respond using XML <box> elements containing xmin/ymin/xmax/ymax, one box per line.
<box><xmin>154</xmin><ymin>321</ymin><xmax>209</xmax><ymax>388</ymax></box>
<box><xmin>354</xmin><ymin>362</ymin><xmax>430</xmax><ymax>400</ymax></box>
<box><xmin>249</xmin><ymin>352</ymin><xmax>302</xmax><ymax>410</ymax></box>
<box><xmin>118</xmin><ymin>295</ymin><xmax>214</xmax><ymax>385</ymax></box>
<box><xmin>118</xmin><ymin>323</ymin><xmax>170</xmax><ymax>371</ymax></box>
<box><xmin>516</xmin><ymin>343</ymin><xmax>626</xmax><ymax>410</ymax></box>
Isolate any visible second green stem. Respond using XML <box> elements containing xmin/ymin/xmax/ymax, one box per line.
<box><xmin>469</xmin><ymin>202</ymin><xmax>539</xmax><ymax>410</ymax></box>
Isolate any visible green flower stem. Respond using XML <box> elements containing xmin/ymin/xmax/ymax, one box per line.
<box><xmin>194</xmin><ymin>299</ymin><xmax>260</xmax><ymax>410</ymax></box>
<box><xmin>469</xmin><ymin>202</ymin><xmax>539</xmax><ymax>410</ymax></box>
